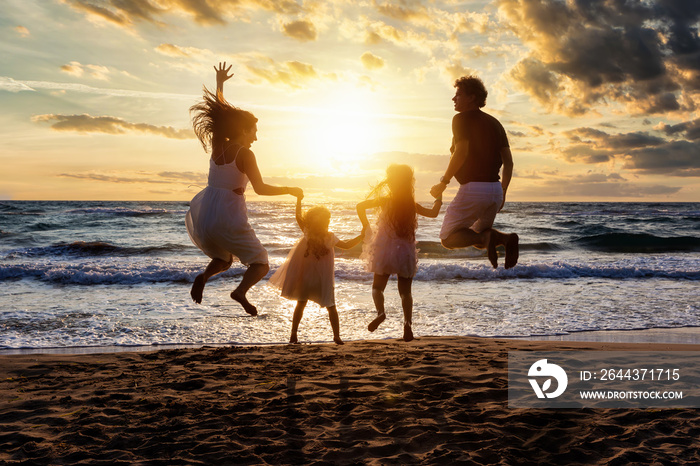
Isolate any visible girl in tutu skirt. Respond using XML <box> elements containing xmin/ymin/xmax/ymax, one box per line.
<box><xmin>357</xmin><ymin>164</ymin><xmax>442</xmax><ymax>341</ymax></box>
<box><xmin>269</xmin><ymin>196</ymin><xmax>363</xmax><ymax>344</ymax></box>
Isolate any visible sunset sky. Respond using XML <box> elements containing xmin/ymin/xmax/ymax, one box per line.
<box><xmin>1</xmin><ymin>0</ymin><xmax>698</xmax><ymax>202</ymax></box>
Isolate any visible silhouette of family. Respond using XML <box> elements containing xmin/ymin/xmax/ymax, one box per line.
<box><xmin>186</xmin><ymin>63</ymin><xmax>519</xmax><ymax>344</ymax></box>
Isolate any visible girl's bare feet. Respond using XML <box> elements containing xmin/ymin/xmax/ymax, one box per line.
<box><xmin>230</xmin><ymin>290</ymin><xmax>258</xmax><ymax>316</ymax></box>
<box><xmin>402</xmin><ymin>323</ymin><xmax>414</xmax><ymax>342</ymax></box>
<box><xmin>368</xmin><ymin>313</ymin><xmax>386</xmax><ymax>332</ymax></box>
<box><xmin>190</xmin><ymin>274</ymin><xmax>205</xmax><ymax>303</ymax></box>
<box><xmin>289</xmin><ymin>335</ymin><xmax>299</xmax><ymax>344</ymax></box>
<box><xmin>333</xmin><ymin>337</ymin><xmax>344</xmax><ymax>345</ymax></box>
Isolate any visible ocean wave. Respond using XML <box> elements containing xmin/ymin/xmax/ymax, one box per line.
<box><xmin>0</xmin><ymin>203</ymin><xmax>45</xmax><ymax>215</ymax></box>
<box><xmin>412</xmin><ymin>262</ymin><xmax>700</xmax><ymax>281</ymax></box>
<box><xmin>4</xmin><ymin>241</ymin><xmax>190</xmax><ymax>259</ymax></box>
<box><xmin>65</xmin><ymin>207</ymin><xmax>180</xmax><ymax>217</ymax></box>
<box><xmin>3</xmin><ymin>259</ymin><xmax>699</xmax><ymax>285</ymax></box>
<box><xmin>576</xmin><ymin>233</ymin><xmax>700</xmax><ymax>253</ymax></box>
<box><xmin>0</xmin><ymin>263</ymin><xmax>220</xmax><ymax>285</ymax></box>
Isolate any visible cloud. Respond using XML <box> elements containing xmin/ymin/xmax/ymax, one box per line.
<box><xmin>14</xmin><ymin>26</ymin><xmax>30</xmax><ymax>37</ymax></box>
<box><xmin>157</xmin><ymin>171</ymin><xmax>205</xmax><ymax>183</ymax></box>
<box><xmin>155</xmin><ymin>44</ymin><xmax>193</xmax><ymax>57</ymax></box>
<box><xmin>374</xmin><ymin>0</ymin><xmax>430</xmax><ymax>23</ymax></box>
<box><xmin>32</xmin><ymin>114</ymin><xmax>193</xmax><ymax>139</ymax></box>
<box><xmin>244</xmin><ymin>56</ymin><xmax>331</xmax><ymax>89</ymax></box>
<box><xmin>360</xmin><ymin>52</ymin><xmax>385</xmax><ymax>70</ymax></box>
<box><xmin>657</xmin><ymin>119</ymin><xmax>700</xmax><ymax>140</ymax></box>
<box><xmin>498</xmin><ymin>0</ymin><xmax>700</xmax><ymax>116</ymax></box>
<box><xmin>508</xmin><ymin>57</ymin><xmax>562</xmax><ymax>111</ymax></box>
<box><xmin>559</xmin><ymin>126</ymin><xmax>700</xmax><ymax>176</ymax></box>
<box><xmin>57</xmin><ymin>170</ymin><xmax>206</xmax><ymax>185</ymax></box>
<box><xmin>64</xmin><ymin>0</ymin><xmax>302</xmax><ymax>28</ymax></box>
<box><xmin>623</xmin><ymin>140</ymin><xmax>700</xmax><ymax>176</ymax></box>
<box><xmin>59</xmin><ymin>61</ymin><xmax>111</xmax><ymax>80</ymax></box>
<box><xmin>282</xmin><ymin>20</ymin><xmax>317</xmax><ymax>42</ymax></box>
<box><xmin>0</xmin><ymin>77</ymin><xmax>196</xmax><ymax>100</ymax></box>
<box><xmin>519</xmin><ymin>171</ymin><xmax>682</xmax><ymax>198</ymax></box>
<box><xmin>565</xmin><ymin>128</ymin><xmax>666</xmax><ymax>150</ymax></box>
<box><xmin>442</xmin><ymin>60</ymin><xmax>478</xmax><ymax>83</ymax></box>
<box><xmin>60</xmin><ymin>61</ymin><xmax>84</xmax><ymax>77</ymax></box>
<box><xmin>0</xmin><ymin>77</ymin><xmax>35</xmax><ymax>92</ymax></box>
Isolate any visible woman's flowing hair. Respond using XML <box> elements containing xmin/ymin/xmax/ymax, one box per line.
<box><xmin>303</xmin><ymin>206</ymin><xmax>332</xmax><ymax>259</ymax></box>
<box><xmin>190</xmin><ymin>87</ymin><xmax>258</xmax><ymax>152</ymax></box>
<box><xmin>366</xmin><ymin>164</ymin><xmax>417</xmax><ymax>240</ymax></box>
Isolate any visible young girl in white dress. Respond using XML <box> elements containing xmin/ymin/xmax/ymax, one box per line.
<box><xmin>357</xmin><ymin>164</ymin><xmax>442</xmax><ymax>342</ymax></box>
<box><xmin>269</xmin><ymin>196</ymin><xmax>363</xmax><ymax>344</ymax></box>
<box><xmin>186</xmin><ymin>63</ymin><xmax>302</xmax><ymax>315</ymax></box>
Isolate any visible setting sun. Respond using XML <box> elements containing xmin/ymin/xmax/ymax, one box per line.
<box><xmin>298</xmin><ymin>90</ymin><xmax>385</xmax><ymax>171</ymax></box>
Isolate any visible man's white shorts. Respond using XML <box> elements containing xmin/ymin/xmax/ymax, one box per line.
<box><xmin>439</xmin><ymin>182</ymin><xmax>504</xmax><ymax>240</ymax></box>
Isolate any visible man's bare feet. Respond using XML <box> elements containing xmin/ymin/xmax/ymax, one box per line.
<box><xmin>485</xmin><ymin>229</ymin><xmax>498</xmax><ymax>269</ymax></box>
<box><xmin>190</xmin><ymin>274</ymin><xmax>205</xmax><ymax>304</ymax></box>
<box><xmin>368</xmin><ymin>313</ymin><xmax>386</xmax><ymax>332</ymax></box>
<box><xmin>334</xmin><ymin>337</ymin><xmax>344</xmax><ymax>345</ymax></box>
<box><xmin>505</xmin><ymin>233</ymin><xmax>519</xmax><ymax>269</ymax></box>
<box><xmin>402</xmin><ymin>323</ymin><xmax>414</xmax><ymax>342</ymax></box>
<box><xmin>230</xmin><ymin>290</ymin><xmax>258</xmax><ymax>316</ymax></box>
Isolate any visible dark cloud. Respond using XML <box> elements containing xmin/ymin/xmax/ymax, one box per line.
<box><xmin>561</xmin><ymin>145</ymin><xmax>613</xmax><ymax>164</ymax></box>
<box><xmin>560</xmin><ymin>126</ymin><xmax>700</xmax><ymax>176</ymax></box>
<box><xmin>624</xmin><ymin>140</ymin><xmax>700</xmax><ymax>176</ymax></box>
<box><xmin>32</xmin><ymin>114</ymin><xmax>193</xmax><ymax>139</ymax></box>
<box><xmin>565</xmin><ymin>128</ymin><xmax>666</xmax><ymax>149</ymax></box>
<box><xmin>499</xmin><ymin>0</ymin><xmax>700</xmax><ymax>115</ymax></box>
<box><xmin>659</xmin><ymin>119</ymin><xmax>700</xmax><ymax>140</ymax></box>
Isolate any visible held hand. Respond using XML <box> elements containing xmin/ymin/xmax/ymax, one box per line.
<box><xmin>288</xmin><ymin>187</ymin><xmax>303</xmax><ymax>199</ymax></box>
<box><xmin>430</xmin><ymin>183</ymin><xmax>446</xmax><ymax>199</ymax></box>
<box><xmin>214</xmin><ymin>62</ymin><xmax>233</xmax><ymax>86</ymax></box>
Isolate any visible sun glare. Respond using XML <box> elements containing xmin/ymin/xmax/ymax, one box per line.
<box><xmin>299</xmin><ymin>89</ymin><xmax>385</xmax><ymax>171</ymax></box>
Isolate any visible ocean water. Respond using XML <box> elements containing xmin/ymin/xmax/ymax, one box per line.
<box><xmin>1</xmin><ymin>200</ymin><xmax>699</xmax><ymax>350</ymax></box>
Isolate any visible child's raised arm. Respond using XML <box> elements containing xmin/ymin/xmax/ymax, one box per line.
<box><xmin>356</xmin><ymin>198</ymin><xmax>382</xmax><ymax>234</ymax></box>
<box><xmin>415</xmin><ymin>197</ymin><xmax>442</xmax><ymax>218</ymax></box>
<box><xmin>295</xmin><ymin>195</ymin><xmax>304</xmax><ymax>231</ymax></box>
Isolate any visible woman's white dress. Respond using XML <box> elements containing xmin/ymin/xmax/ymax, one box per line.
<box><xmin>185</xmin><ymin>148</ymin><xmax>268</xmax><ymax>265</ymax></box>
<box><xmin>268</xmin><ymin>230</ymin><xmax>339</xmax><ymax>307</ymax></box>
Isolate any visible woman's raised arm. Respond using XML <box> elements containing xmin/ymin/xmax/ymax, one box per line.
<box><xmin>215</xmin><ymin>62</ymin><xmax>233</xmax><ymax>95</ymax></box>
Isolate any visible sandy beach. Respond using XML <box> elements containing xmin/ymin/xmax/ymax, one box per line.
<box><xmin>2</xmin><ymin>336</ymin><xmax>699</xmax><ymax>465</ymax></box>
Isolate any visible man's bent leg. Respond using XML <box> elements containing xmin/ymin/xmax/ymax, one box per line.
<box><xmin>440</xmin><ymin>228</ymin><xmax>489</xmax><ymax>250</ymax></box>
